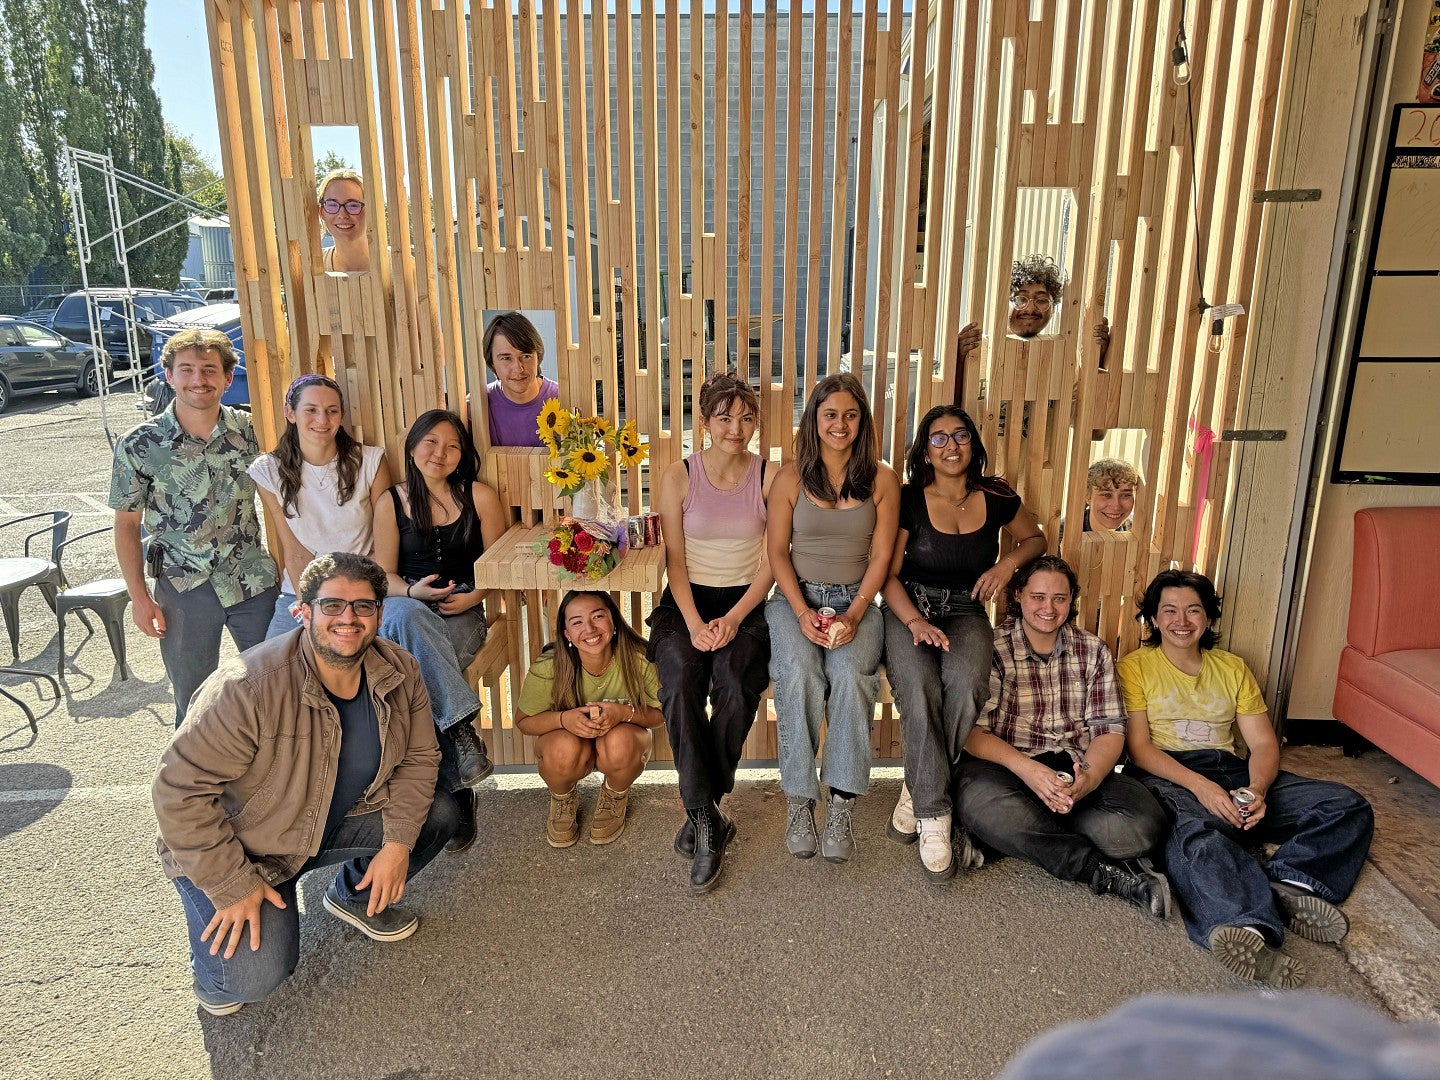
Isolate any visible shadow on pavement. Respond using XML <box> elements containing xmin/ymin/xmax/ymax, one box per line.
<box><xmin>0</xmin><ymin>761</ymin><xmax>72</xmax><ymax>839</ymax></box>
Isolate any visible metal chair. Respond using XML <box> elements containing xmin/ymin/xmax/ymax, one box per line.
<box><xmin>54</xmin><ymin>526</ymin><xmax>136</xmax><ymax>681</ymax></box>
<box><xmin>0</xmin><ymin>510</ymin><xmax>72</xmax><ymax>661</ymax></box>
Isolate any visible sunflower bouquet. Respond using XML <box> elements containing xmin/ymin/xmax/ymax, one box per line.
<box><xmin>535</xmin><ymin>516</ymin><xmax>629</xmax><ymax>582</ymax></box>
<box><xmin>536</xmin><ymin>401</ymin><xmax>649</xmax><ymax>502</ymax></box>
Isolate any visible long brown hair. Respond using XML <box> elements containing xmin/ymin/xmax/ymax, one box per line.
<box><xmin>272</xmin><ymin>375</ymin><xmax>363</xmax><ymax>517</ymax></box>
<box><xmin>545</xmin><ymin>591</ymin><xmax>651</xmax><ymax>712</ymax></box>
<box><xmin>794</xmin><ymin>372</ymin><xmax>878</xmax><ymax>503</ymax></box>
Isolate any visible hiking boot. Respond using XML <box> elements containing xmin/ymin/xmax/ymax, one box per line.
<box><xmin>689</xmin><ymin>804</ymin><xmax>736</xmax><ymax>894</ymax></box>
<box><xmin>887</xmin><ymin>782</ymin><xmax>918</xmax><ymax>844</ymax></box>
<box><xmin>193</xmin><ymin>981</ymin><xmax>242</xmax><ymax>1017</ymax></box>
<box><xmin>785</xmin><ymin>796</ymin><xmax>818</xmax><ymax>859</ymax></box>
<box><xmin>1089</xmin><ymin>857</ymin><xmax>1171</xmax><ymax>919</ymax></box>
<box><xmin>917</xmin><ymin>813</ymin><xmax>955</xmax><ymax>881</ymax></box>
<box><xmin>1208</xmin><ymin>925</ymin><xmax>1306</xmax><ymax>989</ymax></box>
<box><xmin>322</xmin><ymin>883</ymin><xmax>419</xmax><ymax>942</ymax></box>
<box><xmin>589</xmin><ymin>784</ymin><xmax>630</xmax><ymax>845</ymax></box>
<box><xmin>1271</xmin><ymin>881</ymin><xmax>1349</xmax><ymax>944</ymax></box>
<box><xmin>953</xmin><ymin>822</ymin><xmax>986</xmax><ymax>871</ymax></box>
<box><xmin>445</xmin><ymin>787</ymin><xmax>477</xmax><ymax>853</ymax></box>
<box><xmin>675</xmin><ymin>815</ymin><xmax>695</xmax><ymax>859</ymax></box>
<box><xmin>821</xmin><ymin>793</ymin><xmax>856</xmax><ymax>863</ymax></box>
<box><xmin>451</xmin><ymin>720</ymin><xmax>494</xmax><ymax>787</ymax></box>
<box><xmin>546</xmin><ymin>786</ymin><xmax>581</xmax><ymax>848</ymax></box>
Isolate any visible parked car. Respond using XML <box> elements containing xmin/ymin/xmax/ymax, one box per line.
<box><xmin>18</xmin><ymin>293</ymin><xmax>67</xmax><ymax>326</ymax></box>
<box><xmin>0</xmin><ymin>316</ymin><xmax>108</xmax><ymax>413</ymax></box>
<box><xmin>140</xmin><ymin>302</ymin><xmax>249</xmax><ymax>416</ymax></box>
<box><xmin>201</xmin><ymin>287</ymin><xmax>237</xmax><ymax>304</ymax></box>
<box><xmin>50</xmin><ymin>288</ymin><xmax>204</xmax><ymax>369</ymax></box>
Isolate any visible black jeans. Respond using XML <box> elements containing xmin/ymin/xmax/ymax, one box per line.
<box><xmin>648</xmin><ymin>584</ymin><xmax>771</xmax><ymax>810</ymax></box>
<box><xmin>957</xmin><ymin>753</ymin><xmax>1168</xmax><ymax>882</ymax></box>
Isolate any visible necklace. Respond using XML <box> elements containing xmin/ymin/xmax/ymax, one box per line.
<box><xmin>937</xmin><ymin>485</ymin><xmax>974</xmax><ymax>511</ymax></box>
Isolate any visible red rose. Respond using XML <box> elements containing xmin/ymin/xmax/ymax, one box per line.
<box><xmin>549</xmin><ymin>551</ymin><xmax>567</xmax><ymax>567</ymax></box>
<box><xmin>548</xmin><ymin>538</ymin><xmax>562</xmax><ymax>554</ymax></box>
<box><xmin>565</xmin><ymin>553</ymin><xmax>585</xmax><ymax>572</ymax></box>
<box><xmin>574</xmin><ymin>531</ymin><xmax>594</xmax><ymax>552</ymax></box>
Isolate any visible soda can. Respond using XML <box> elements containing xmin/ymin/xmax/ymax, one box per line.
<box><xmin>815</xmin><ymin>606</ymin><xmax>836</xmax><ymax>633</ymax></box>
<box><xmin>644</xmin><ymin>512</ymin><xmax>661</xmax><ymax>546</ymax></box>
<box><xmin>1055</xmin><ymin>771</ymin><xmax>1074</xmax><ymax>786</ymax></box>
<box><xmin>1232</xmin><ymin>787</ymin><xmax>1257</xmax><ymax>812</ymax></box>
<box><xmin>626</xmin><ymin>517</ymin><xmax>644</xmax><ymax>549</ymax></box>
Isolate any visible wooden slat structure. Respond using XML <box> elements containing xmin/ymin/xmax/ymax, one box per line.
<box><xmin>208</xmin><ymin>0</ymin><xmax>1298</xmax><ymax>766</ymax></box>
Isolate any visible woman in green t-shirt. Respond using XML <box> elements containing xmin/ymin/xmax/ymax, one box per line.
<box><xmin>516</xmin><ymin>591</ymin><xmax>664</xmax><ymax>848</ymax></box>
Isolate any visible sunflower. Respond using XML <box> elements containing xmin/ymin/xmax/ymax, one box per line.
<box><xmin>537</xmin><ymin>399</ymin><xmax>570</xmax><ymax>445</ymax></box>
<box><xmin>545</xmin><ymin>464</ymin><xmax>581</xmax><ymax>493</ymax></box>
<box><xmin>618</xmin><ymin>437</ymin><xmax>648</xmax><ymax>468</ymax></box>
<box><xmin>590</xmin><ymin>415</ymin><xmax>613</xmax><ymax>441</ymax></box>
<box><xmin>616</xmin><ymin>419</ymin><xmax>640</xmax><ymax>448</ymax></box>
<box><xmin>568</xmin><ymin>446</ymin><xmax>608</xmax><ymax>482</ymax></box>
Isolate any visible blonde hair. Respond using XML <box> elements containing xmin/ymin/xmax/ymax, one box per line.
<box><xmin>1087</xmin><ymin>458</ymin><xmax>1140</xmax><ymax>492</ymax></box>
<box><xmin>317</xmin><ymin>168</ymin><xmax>364</xmax><ymax>201</ymax></box>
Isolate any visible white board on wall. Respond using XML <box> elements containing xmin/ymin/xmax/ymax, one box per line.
<box><xmin>1335</xmin><ymin>359</ymin><xmax>1440</xmax><ymax>479</ymax></box>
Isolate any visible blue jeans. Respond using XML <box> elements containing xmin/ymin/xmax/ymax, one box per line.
<box><xmin>765</xmin><ymin>582</ymin><xmax>883</xmax><ymax>801</ymax></box>
<box><xmin>155</xmin><ymin>577</ymin><xmax>280</xmax><ymax>728</ymax></box>
<box><xmin>378</xmin><ymin>597</ymin><xmax>486</xmax><ymax>732</ymax></box>
<box><xmin>1135</xmin><ymin>750</ymin><xmax>1374</xmax><ymax>946</ymax></box>
<box><xmin>264</xmin><ymin>592</ymin><xmax>302</xmax><ymax>640</ymax></box>
<box><xmin>882</xmin><ymin>602</ymin><xmax>993</xmax><ymax>817</ymax></box>
<box><xmin>175</xmin><ymin>791</ymin><xmax>458</xmax><ymax>1006</ymax></box>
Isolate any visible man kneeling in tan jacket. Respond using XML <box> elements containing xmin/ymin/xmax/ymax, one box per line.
<box><xmin>153</xmin><ymin>552</ymin><xmax>458</xmax><ymax>1016</ymax></box>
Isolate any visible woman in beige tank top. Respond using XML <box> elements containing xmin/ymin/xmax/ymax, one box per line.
<box><xmin>765</xmin><ymin>373</ymin><xmax>900</xmax><ymax>864</ymax></box>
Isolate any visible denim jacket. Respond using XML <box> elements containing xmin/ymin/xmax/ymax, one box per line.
<box><xmin>152</xmin><ymin>631</ymin><xmax>439</xmax><ymax>909</ymax></box>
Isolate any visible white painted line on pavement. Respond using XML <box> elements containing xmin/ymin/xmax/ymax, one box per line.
<box><xmin>0</xmin><ymin>500</ymin><xmax>17</xmax><ymax>516</ymax></box>
<box><xmin>74</xmin><ymin>494</ymin><xmax>114</xmax><ymax>514</ymax></box>
<box><xmin>0</xmin><ymin>783</ymin><xmax>150</xmax><ymax>804</ymax></box>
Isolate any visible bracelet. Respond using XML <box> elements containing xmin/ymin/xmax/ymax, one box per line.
<box><xmin>406</xmin><ymin>582</ymin><xmax>415</xmax><ymax>598</ymax></box>
<box><xmin>906</xmin><ymin>616</ymin><xmax>925</xmax><ymax>629</ymax></box>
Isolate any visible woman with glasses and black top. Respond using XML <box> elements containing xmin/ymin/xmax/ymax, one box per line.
<box><xmin>879</xmin><ymin>405</ymin><xmax>1045</xmax><ymax>880</ymax></box>
<box><xmin>373</xmin><ymin>409</ymin><xmax>509</xmax><ymax>851</ymax></box>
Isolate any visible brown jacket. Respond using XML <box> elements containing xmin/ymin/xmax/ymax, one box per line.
<box><xmin>152</xmin><ymin>630</ymin><xmax>439</xmax><ymax>909</ymax></box>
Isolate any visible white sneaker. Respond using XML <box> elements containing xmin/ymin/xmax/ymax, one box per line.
<box><xmin>917</xmin><ymin>814</ymin><xmax>955</xmax><ymax>881</ymax></box>
<box><xmin>887</xmin><ymin>782</ymin><xmax>918</xmax><ymax>844</ymax></box>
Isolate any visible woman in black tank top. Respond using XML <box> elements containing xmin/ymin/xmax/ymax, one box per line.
<box><xmin>879</xmin><ymin>406</ymin><xmax>1045</xmax><ymax>881</ymax></box>
<box><xmin>372</xmin><ymin>410</ymin><xmax>509</xmax><ymax>848</ymax></box>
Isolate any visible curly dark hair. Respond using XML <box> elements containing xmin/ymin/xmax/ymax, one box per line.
<box><xmin>1006</xmin><ymin>555</ymin><xmax>1080</xmax><ymax>625</ymax></box>
<box><xmin>1135</xmin><ymin>569</ymin><xmax>1222</xmax><ymax>650</ymax></box>
<box><xmin>297</xmin><ymin>552</ymin><xmax>389</xmax><ymax>606</ymax></box>
<box><xmin>1010</xmin><ymin>253</ymin><xmax>1065</xmax><ymax>303</ymax></box>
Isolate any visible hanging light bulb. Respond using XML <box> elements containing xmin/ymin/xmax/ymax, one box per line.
<box><xmin>1171</xmin><ymin>29</ymin><xmax>1191</xmax><ymax>86</ymax></box>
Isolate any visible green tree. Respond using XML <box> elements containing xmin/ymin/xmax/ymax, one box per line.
<box><xmin>169</xmin><ymin>125</ymin><xmax>226</xmax><ymax>216</ymax></box>
<box><xmin>0</xmin><ymin>28</ymin><xmax>47</xmax><ymax>284</ymax></box>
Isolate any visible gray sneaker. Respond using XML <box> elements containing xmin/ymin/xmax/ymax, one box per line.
<box><xmin>323</xmin><ymin>883</ymin><xmax>420</xmax><ymax>942</ymax></box>
<box><xmin>821</xmin><ymin>794</ymin><xmax>856</xmax><ymax>863</ymax></box>
<box><xmin>785</xmin><ymin>796</ymin><xmax>818</xmax><ymax>859</ymax></box>
<box><xmin>193</xmin><ymin>980</ymin><xmax>242</xmax><ymax>1016</ymax></box>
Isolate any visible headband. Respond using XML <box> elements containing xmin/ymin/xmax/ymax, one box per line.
<box><xmin>286</xmin><ymin>373</ymin><xmax>343</xmax><ymax>403</ymax></box>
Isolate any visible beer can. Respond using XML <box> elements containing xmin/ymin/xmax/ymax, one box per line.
<box><xmin>626</xmin><ymin>516</ymin><xmax>644</xmax><ymax>549</ymax></box>
<box><xmin>815</xmin><ymin>606</ymin><xmax>836</xmax><ymax>633</ymax></box>
<box><xmin>644</xmin><ymin>512</ymin><xmax>661</xmax><ymax>546</ymax></box>
<box><xmin>1232</xmin><ymin>787</ymin><xmax>1257</xmax><ymax>812</ymax></box>
<box><xmin>1055</xmin><ymin>771</ymin><xmax>1074</xmax><ymax>786</ymax></box>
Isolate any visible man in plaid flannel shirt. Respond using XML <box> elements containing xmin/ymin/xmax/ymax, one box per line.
<box><xmin>956</xmin><ymin>556</ymin><xmax>1172</xmax><ymax>918</ymax></box>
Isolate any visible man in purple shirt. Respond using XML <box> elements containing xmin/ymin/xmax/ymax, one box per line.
<box><xmin>483</xmin><ymin>311</ymin><xmax>560</xmax><ymax>446</ymax></box>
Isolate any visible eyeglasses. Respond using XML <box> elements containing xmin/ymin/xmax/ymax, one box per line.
<box><xmin>309</xmin><ymin>597</ymin><xmax>381</xmax><ymax>617</ymax></box>
<box><xmin>928</xmin><ymin>429</ymin><xmax>973</xmax><ymax>448</ymax></box>
<box><xmin>319</xmin><ymin>198</ymin><xmax>365</xmax><ymax>215</ymax></box>
<box><xmin>1010</xmin><ymin>293</ymin><xmax>1054</xmax><ymax>311</ymax></box>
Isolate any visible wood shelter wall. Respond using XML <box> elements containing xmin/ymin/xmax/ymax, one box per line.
<box><xmin>207</xmin><ymin>0</ymin><xmax>1297</xmax><ymax>757</ymax></box>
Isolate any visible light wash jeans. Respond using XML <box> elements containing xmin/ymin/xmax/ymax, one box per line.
<box><xmin>378</xmin><ymin>597</ymin><xmax>486</xmax><ymax>732</ymax></box>
<box><xmin>264</xmin><ymin>591</ymin><xmax>302</xmax><ymax>640</ymax></box>
<box><xmin>765</xmin><ymin>581</ymin><xmax>883</xmax><ymax>802</ymax></box>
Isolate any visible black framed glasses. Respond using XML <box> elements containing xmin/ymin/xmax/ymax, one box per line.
<box><xmin>928</xmin><ymin>429</ymin><xmax>973</xmax><ymax>448</ymax></box>
<box><xmin>309</xmin><ymin>597</ymin><xmax>381</xmax><ymax>617</ymax></box>
<box><xmin>319</xmin><ymin>198</ymin><xmax>365</xmax><ymax>215</ymax></box>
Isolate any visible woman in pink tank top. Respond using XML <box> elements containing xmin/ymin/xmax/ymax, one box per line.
<box><xmin>649</xmin><ymin>373</ymin><xmax>775</xmax><ymax>893</ymax></box>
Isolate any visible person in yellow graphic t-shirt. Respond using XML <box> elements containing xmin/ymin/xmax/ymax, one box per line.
<box><xmin>1118</xmin><ymin>570</ymin><xmax>1373</xmax><ymax>991</ymax></box>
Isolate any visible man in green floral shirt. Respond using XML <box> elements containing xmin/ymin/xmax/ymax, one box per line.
<box><xmin>109</xmin><ymin>328</ymin><xmax>279</xmax><ymax>727</ymax></box>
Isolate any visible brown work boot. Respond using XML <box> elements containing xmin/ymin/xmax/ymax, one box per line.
<box><xmin>546</xmin><ymin>786</ymin><xmax>580</xmax><ymax>848</ymax></box>
<box><xmin>589</xmin><ymin>784</ymin><xmax>630</xmax><ymax>845</ymax></box>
